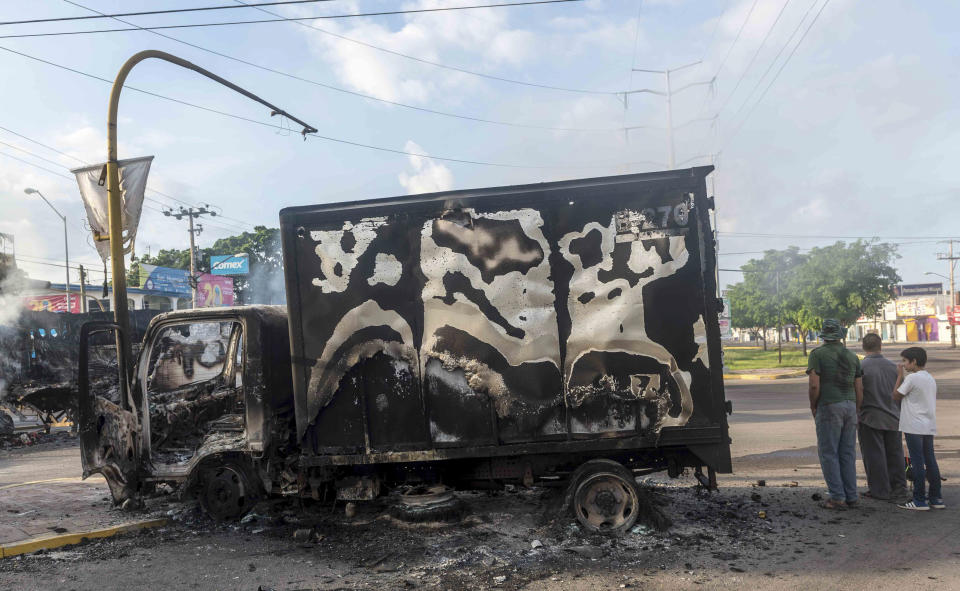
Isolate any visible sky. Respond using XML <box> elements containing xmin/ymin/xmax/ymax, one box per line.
<box><xmin>0</xmin><ymin>0</ymin><xmax>958</xmax><ymax>293</ymax></box>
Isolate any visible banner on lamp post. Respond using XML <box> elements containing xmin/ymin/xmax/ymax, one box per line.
<box><xmin>71</xmin><ymin>156</ymin><xmax>153</xmax><ymax>262</ymax></box>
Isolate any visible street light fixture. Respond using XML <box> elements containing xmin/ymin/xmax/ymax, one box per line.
<box><xmin>924</xmin><ymin>271</ymin><xmax>949</xmax><ymax>281</ymax></box>
<box><xmin>24</xmin><ymin>188</ymin><xmax>71</xmax><ymax>313</ymax></box>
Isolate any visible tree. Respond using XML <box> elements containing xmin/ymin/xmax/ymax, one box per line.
<box><xmin>728</xmin><ymin>247</ymin><xmax>806</xmax><ymax>352</ymax></box>
<box><xmin>792</xmin><ymin>241</ymin><xmax>900</xmax><ymax>329</ymax></box>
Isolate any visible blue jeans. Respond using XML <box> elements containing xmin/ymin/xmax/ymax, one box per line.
<box><xmin>904</xmin><ymin>433</ymin><xmax>942</xmax><ymax>504</ymax></box>
<box><xmin>815</xmin><ymin>400</ymin><xmax>859</xmax><ymax>503</ymax></box>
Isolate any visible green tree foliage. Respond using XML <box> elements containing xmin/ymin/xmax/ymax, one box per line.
<box><xmin>129</xmin><ymin>226</ymin><xmax>283</xmax><ymax>304</ymax></box>
<box><xmin>728</xmin><ymin>241</ymin><xmax>900</xmax><ymax>356</ymax></box>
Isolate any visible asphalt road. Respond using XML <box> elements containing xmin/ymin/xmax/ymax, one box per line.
<box><xmin>1</xmin><ymin>343</ymin><xmax>957</xmax><ymax>590</ymax></box>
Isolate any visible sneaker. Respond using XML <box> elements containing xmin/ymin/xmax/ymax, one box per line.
<box><xmin>898</xmin><ymin>500</ymin><xmax>930</xmax><ymax>511</ymax></box>
<box><xmin>930</xmin><ymin>499</ymin><xmax>946</xmax><ymax>509</ymax></box>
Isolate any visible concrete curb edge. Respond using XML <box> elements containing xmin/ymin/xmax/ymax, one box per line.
<box><xmin>0</xmin><ymin>518</ymin><xmax>168</xmax><ymax>558</ymax></box>
<box><xmin>723</xmin><ymin>371</ymin><xmax>806</xmax><ymax>381</ymax></box>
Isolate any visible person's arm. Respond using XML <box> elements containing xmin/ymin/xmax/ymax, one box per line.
<box><xmin>854</xmin><ymin>376</ymin><xmax>863</xmax><ymax>412</ymax></box>
<box><xmin>809</xmin><ymin>372</ymin><xmax>821</xmax><ymax>417</ymax></box>
<box><xmin>893</xmin><ymin>364</ymin><xmax>907</xmax><ymax>403</ymax></box>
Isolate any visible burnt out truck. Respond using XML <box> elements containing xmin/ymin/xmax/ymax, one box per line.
<box><xmin>79</xmin><ymin>166</ymin><xmax>731</xmax><ymax>533</ymax></box>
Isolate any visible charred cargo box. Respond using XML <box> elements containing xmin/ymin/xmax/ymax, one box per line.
<box><xmin>280</xmin><ymin>167</ymin><xmax>730</xmax><ymax>480</ymax></box>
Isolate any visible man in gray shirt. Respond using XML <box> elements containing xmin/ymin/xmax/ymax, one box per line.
<box><xmin>859</xmin><ymin>334</ymin><xmax>907</xmax><ymax>500</ymax></box>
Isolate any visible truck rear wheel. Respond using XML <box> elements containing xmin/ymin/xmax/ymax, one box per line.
<box><xmin>199</xmin><ymin>461</ymin><xmax>261</xmax><ymax>521</ymax></box>
<box><xmin>570</xmin><ymin>459</ymin><xmax>640</xmax><ymax>534</ymax></box>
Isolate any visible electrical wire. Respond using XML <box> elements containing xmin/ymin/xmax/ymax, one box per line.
<box><xmin>0</xmin><ymin>146</ymin><xmax>252</xmax><ymax>235</ymax></box>
<box><xmin>716</xmin><ymin>0</ymin><xmax>791</xmax><ymax>115</ymax></box>
<box><xmin>234</xmin><ymin>0</ymin><xmax>618</xmax><ymax>95</ymax></box>
<box><xmin>0</xmin><ymin>44</ymin><xmax>660</xmax><ymax>171</ymax></box>
<box><xmin>0</xmin><ymin>1</ymin><xmax>582</xmax><ymax>39</ymax></box>
<box><xmin>0</xmin><ymin>0</ymin><xmax>339</xmax><ymax>26</ymax></box>
<box><xmin>59</xmin><ymin>0</ymin><xmax>620</xmax><ymax>133</ymax></box>
<box><xmin>711</xmin><ymin>0</ymin><xmax>760</xmax><ymax>78</ymax></box>
<box><xmin>726</xmin><ymin>0</ymin><xmax>830</xmax><ymax>142</ymax></box>
<box><xmin>0</xmin><ymin>126</ymin><xmax>255</xmax><ymax>231</ymax></box>
<box><xmin>722</xmin><ymin>0</ymin><xmax>819</xmax><ymax>138</ymax></box>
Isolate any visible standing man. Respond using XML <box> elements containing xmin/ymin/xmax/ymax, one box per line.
<box><xmin>807</xmin><ymin>319</ymin><xmax>863</xmax><ymax>509</ymax></box>
<box><xmin>858</xmin><ymin>334</ymin><xmax>907</xmax><ymax>501</ymax></box>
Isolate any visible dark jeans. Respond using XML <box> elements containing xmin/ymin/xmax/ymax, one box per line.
<box><xmin>904</xmin><ymin>433</ymin><xmax>942</xmax><ymax>504</ymax></box>
<box><xmin>815</xmin><ymin>401</ymin><xmax>859</xmax><ymax>503</ymax></box>
<box><xmin>858</xmin><ymin>423</ymin><xmax>907</xmax><ymax>499</ymax></box>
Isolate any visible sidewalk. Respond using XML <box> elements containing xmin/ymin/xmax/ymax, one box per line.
<box><xmin>723</xmin><ymin>367</ymin><xmax>807</xmax><ymax>380</ymax></box>
<box><xmin>0</xmin><ymin>444</ymin><xmax>165</xmax><ymax>557</ymax></box>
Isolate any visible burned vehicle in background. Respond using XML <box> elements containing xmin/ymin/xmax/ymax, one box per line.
<box><xmin>80</xmin><ymin>167</ymin><xmax>731</xmax><ymax>533</ymax></box>
<box><xmin>1</xmin><ymin>310</ymin><xmax>160</xmax><ymax>431</ymax></box>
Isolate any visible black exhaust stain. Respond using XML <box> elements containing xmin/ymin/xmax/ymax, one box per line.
<box><xmin>597</xmin><ymin>241</ymin><xmax>653</xmax><ymax>287</ymax></box>
<box><xmin>435</xmin><ymin>272</ymin><xmax>525</xmax><ymax>340</ymax></box>
<box><xmin>340</xmin><ymin>230</ymin><xmax>357</xmax><ymax>254</ymax></box>
<box><xmin>568</xmin><ymin>228</ymin><xmax>604</xmax><ymax>268</ymax></box>
<box><xmin>431</xmin><ymin>217</ymin><xmax>544</xmax><ymax>284</ymax></box>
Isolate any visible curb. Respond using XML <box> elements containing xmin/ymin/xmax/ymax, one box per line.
<box><xmin>0</xmin><ymin>518</ymin><xmax>168</xmax><ymax>558</ymax></box>
<box><xmin>724</xmin><ymin>371</ymin><xmax>806</xmax><ymax>381</ymax></box>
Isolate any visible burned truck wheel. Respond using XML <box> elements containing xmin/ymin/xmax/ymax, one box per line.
<box><xmin>570</xmin><ymin>459</ymin><xmax>640</xmax><ymax>535</ymax></box>
<box><xmin>389</xmin><ymin>485</ymin><xmax>464</xmax><ymax>523</ymax></box>
<box><xmin>199</xmin><ymin>461</ymin><xmax>261</xmax><ymax>521</ymax></box>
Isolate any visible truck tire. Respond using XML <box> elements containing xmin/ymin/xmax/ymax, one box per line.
<box><xmin>569</xmin><ymin>459</ymin><xmax>641</xmax><ymax>535</ymax></box>
<box><xmin>389</xmin><ymin>485</ymin><xmax>464</xmax><ymax>523</ymax></box>
<box><xmin>199</xmin><ymin>461</ymin><xmax>261</xmax><ymax>521</ymax></box>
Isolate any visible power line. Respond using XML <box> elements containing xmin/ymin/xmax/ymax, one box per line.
<box><xmin>59</xmin><ymin>0</ymin><xmax>619</xmax><ymax>134</ymax></box>
<box><xmin>0</xmin><ymin>146</ymin><xmax>251</xmax><ymax>235</ymax></box>
<box><xmin>711</xmin><ymin>0</ymin><xmax>760</xmax><ymax>79</ymax></box>
<box><xmin>0</xmin><ymin>0</ymin><xmax>339</xmax><ymax>26</ymax></box>
<box><xmin>0</xmin><ymin>126</ymin><xmax>254</xmax><ymax>232</ymax></box>
<box><xmin>0</xmin><ymin>1</ymin><xmax>582</xmax><ymax>39</ymax></box>
<box><xmin>716</xmin><ymin>0</ymin><xmax>791</xmax><ymax>115</ymax></box>
<box><xmin>0</xmin><ymin>44</ymin><xmax>661</xmax><ymax>171</ymax></box>
<box><xmin>727</xmin><ymin>0</ymin><xmax>830</xmax><ymax>142</ymax></box>
<box><xmin>234</xmin><ymin>0</ymin><xmax>617</xmax><ymax>95</ymax></box>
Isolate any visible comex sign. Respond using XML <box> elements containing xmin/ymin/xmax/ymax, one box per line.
<box><xmin>210</xmin><ymin>254</ymin><xmax>249</xmax><ymax>275</ymax></box>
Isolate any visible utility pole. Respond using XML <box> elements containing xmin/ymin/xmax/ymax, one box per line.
<box><xmin>164</xmin><ymin>205</ymin><xmax>216</xmax><ymax>308</ymax></box>
<box><xmin>628</xmin><ymin>61</ymin><xmax>713</xmax><ymax>168</ymax></box>
<box><xmin>777</xmin><ymin>270</ymin><xmax>782</xmax><ymax>365</ymax></box>
<box><xmin>79</xmin><ymin>264</ymin><xmax>88</xmax><ymax>313</ymax></box>
<box><xmin>937</xmin><ymin>240</ymin><xmax>959</xmax><ymax>348</ymax></box>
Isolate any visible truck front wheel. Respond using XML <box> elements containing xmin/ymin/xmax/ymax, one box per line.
<box><xmin>199</xmin><ymin>461</ymin><xmax>261</xmax><ymax>520</ymax></box>
<box><xmin>570</xmin><ymin>459</ymin><xmax>640</xmax><ymax>535</ymax></box>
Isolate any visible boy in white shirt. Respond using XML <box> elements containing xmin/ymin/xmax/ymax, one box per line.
<box><xmin>893</xmin><ymin>346</ymin><xmax>943</xmax><ymax>510</ymax></box>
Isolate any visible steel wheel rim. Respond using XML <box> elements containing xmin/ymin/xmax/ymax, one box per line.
<box><xmin>574</xmin><ymin>472</ymin><xmax>639</xmax><ymax>532</ymax></box>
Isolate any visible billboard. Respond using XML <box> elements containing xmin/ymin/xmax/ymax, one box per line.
<box><xmin>22</xmin><ymin>294</ymin><xmax>82</xmax><ymax>314</ymax></box>
<box><xmin>139</xmin><ymin>264</ymin><xmax>191</xmax><ymax>295</ymax></box>
<box><xmin>196</xmin><ymin>274</ymin><xmax>234</xmax><ymax>307</ymax></box>
<box><xmin>896</xmin><ymin>283</ymin><xmax>942</xmax><ymax>296</ymax></box>
<box><xmin>210</xmin><ymin>254</ymin><xmax>249</xmax><ymax>276</ymax></box>
<box><xmin>896</xmin><ymin>297</ymin><xmax>937</xmax><ymax>317</ymax></box>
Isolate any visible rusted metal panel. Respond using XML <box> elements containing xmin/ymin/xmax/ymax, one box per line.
<box><xmin>281</xmin><ymin>167</ymin><xmax>729</xmax><ymax>471</ymax></box>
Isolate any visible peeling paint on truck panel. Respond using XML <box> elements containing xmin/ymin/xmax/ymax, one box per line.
<box><xmin>280</xmin><ymin>168</ymin><xmax>725</xmax><ymax>462</ymax></box>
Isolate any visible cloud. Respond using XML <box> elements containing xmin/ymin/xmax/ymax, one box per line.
<box><xmin>298</xmin><ymin>0</ymin><xmax>541</xmax><ymax>104</ymax></box>
<box><xmin>398</xmin><ymin>140</ymin><xmax>453</xmax><ymax>194</ymax></box>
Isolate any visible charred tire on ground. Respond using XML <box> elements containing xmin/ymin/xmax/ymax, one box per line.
<box><xmin>199</xmin><ymin>460</ymin><xmax>262</xmax><ymax>521</ymax></box>
<box><xmin>568</xmin><ymin>459</ymin><xmax>641</xmax><ymax>535</ymax></box>
<box><xmin>388</xmin><ymin>485</ymin><xmax>464</xmax><ymax>523</ymax></box>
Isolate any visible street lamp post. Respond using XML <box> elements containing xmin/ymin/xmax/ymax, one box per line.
<box><xmin>24</xmin><ymin>188</ymin><xmax>71</xmax><ymax>313</ymax></box>
<box><xmin>104</xmin><ymin>50</ymin><xmax>317</xmax><ymax>376</ymax></box>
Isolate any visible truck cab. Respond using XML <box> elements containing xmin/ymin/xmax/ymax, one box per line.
<box><xmin>78</xmin><ymin>305</ymin><xmax>294</xmax><ymax>518</ymax></box>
